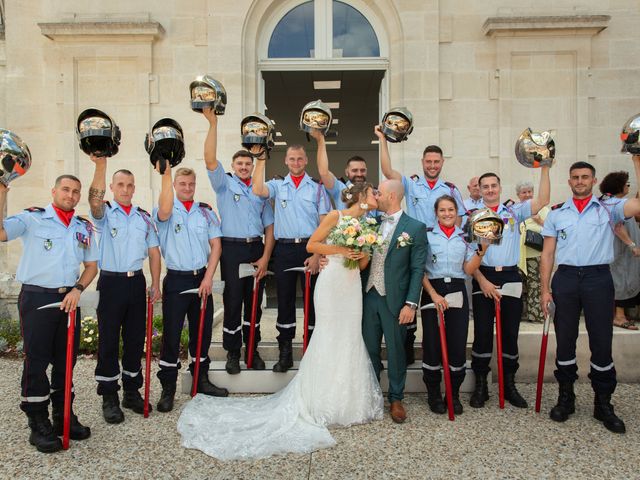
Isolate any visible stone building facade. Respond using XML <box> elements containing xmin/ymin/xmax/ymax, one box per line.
<box><xmin>0</xmin><ymin>0</ymin><xmax>639</xmax><ymax>312</ymax></box>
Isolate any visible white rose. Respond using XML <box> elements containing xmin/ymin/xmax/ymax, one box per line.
<box><xmin>346</xmin><ymin>237</ymin><xmax>355</xmax><ymax>245</ymax></box>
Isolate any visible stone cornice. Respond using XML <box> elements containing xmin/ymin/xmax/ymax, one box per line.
<box><xmin>483</xmin><ymin>15</ymin><xmax>610</xmax><ymax>37</ymax></box>
<box><xmin>38</xmin><ymin>21</ymin><xmax>165</xmax><ymax>42</ymax></box>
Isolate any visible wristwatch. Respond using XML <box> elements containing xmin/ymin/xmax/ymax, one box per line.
<box><xmin>404</xmin><ymin>301</ymin><xmax>418</xmax><ymax>310</ymax></box>
<box><xmin>73</xmin><ymin>283</ymin><xmax>85</xmax><ymax>292</ymax></box>
<box><xmin>628</xmin><ymin>242</ymin><xmax>637</xmax><ymax>250</ymax></box>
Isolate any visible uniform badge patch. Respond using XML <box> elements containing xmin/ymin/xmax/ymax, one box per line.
<box><xmin>234</xmin><ymin>194</ymin><xmax>240</xmax><ymax>202</ymax></box>
<box><xmin>110</xmin><ymin>228</ymin><xmax>117</xmax><ymax>238</ymax></box>
<box><xmin>76</xmin><ymin>232</ymin><xmax>90</xmax><ymax>248</ymax></box>
<box><xmin>175</xmin><ymin>224</ymin><xmax>182</xmax><ymax>234</ymax></box>
<box><xmin>43</xmin><ymin>239</ymin><xmax>52</xmax><ymax>251</ymax></box>
<box><xmin>412</xmin><ymin>197</ymin><xmax>418</xmax><ymax>206</ymax></box>
<box><xmin>560</xmin><ymin>229</ymin><xmax>567</xmax><ymax>240</ymax></box>
<box><xmin>281</xmin><ymin>200</ymin><xmax>287</xmax><ymax>209</ymax></box>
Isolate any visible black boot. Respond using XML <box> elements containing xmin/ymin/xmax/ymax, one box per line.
<box><xmin>52</xmin><ymin>404</ymin><xmax>91</xmax><ymax>440</ymax></box>
<box><xmin>273</xmin><ymin>340</ymin><xmax>293</xmax><ymax>373</ymax></box>
<box><xmin>469</xmin><ymin>373</ymin><xmax>489</xmax><ymax>408</ymax></box>
<box><xmin>594</xmin><ymin>392</ymin><xmax>626</xmax><ymax>434</ymax></box>
<box><xmin>504</xmin><ymin>372</ymin><xmax>528</xmax><ymax>408</ymax></box>
<box><xmin>27</xmin><ymin>411</ymin><xmax>62</xmax><ymax>453</ymax></box>
<box><xmin>157</xmin><ymin>382</ymin><xmax>176</xmax><ymax>413</ymax></box>
<box><xmin>122</xmin><ymin>390</ymin><xmax>150</xmax><ymax>415</ymax></box>
<box><xmin>102</xmin><ymin>392</ymin><xmax>124</xmax><ymax>424</ymax></box>
<box><xmin>449</xmin><ymin>380</ymin><xmax>464</xmax><ymax>415</ymax></box>
<box><xmin>549</xmin><ymin>383</ymin><xmax>575</xmax><ymax>422</ymax></box>
<box><xmin>426</xmin><ymin>382</ymin><xmax>446</xmax><ymax>414</ymax></box>
<box><xmin>197</xmin><ymin>371</ymin><xmax>229</xmax><ymax>397</ymax></box>
<box><xmin>244</xmin><ymin>347</ymin><xmax>266</xmax><ymax>370</ymax></box>
<box><xmin>225</xmin><ymin>349</ymin><xmax>241</xmax><ymax>375</ymax></box>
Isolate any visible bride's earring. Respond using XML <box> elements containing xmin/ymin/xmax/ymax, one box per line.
<box><xmin>359</xmin><ymin>202</ymin><xmax>369</xmax><ymax>210</ymax></box>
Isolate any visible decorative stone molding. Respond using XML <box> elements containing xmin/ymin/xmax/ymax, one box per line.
<box><xmin>38</xmin><ymin>21</ymin><xmax>164</xmax><ymax>42</ymax></box>
<box><xmin>483</xmin><ymin>15</ymin><xmax>610</xmax><ymax>37</ymax></box>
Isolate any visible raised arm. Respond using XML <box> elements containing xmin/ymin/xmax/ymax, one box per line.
<box><xmin>310</xmin><ymin>128</ymin><xmax>335</xmax><ymax>189</ymax></box>
<box><xmin>156</xmin><ymin>165</ymin><xmax>174</xmax><ymax>222</ymax></box>
<box><xmin>88</xmin><ymin>155</ymin><xmax>108</xmax><ymax>219</ymax></box>
<box><xmin>530</xmin><ymin>165</ymin><xmax>551</xmax><ymax>215</ymax></box>
<box><xmin>374</xmin><ymin>125</ymin><xmax>402</xmax><ymax>181</ymax></box>
<box><xmin>202</xmin><ymin>107</ymin><xmax>219</xmax><ymax>172</ymax></box>
<box><xmin>251</xmin><ymin>152</ymin><xmax>270</xmax><ymax>198</ymax></box>
<box><xmin>623</xmin><ymin>155</ymin><xmax>640</xmax><ymax>218</ymax></box>
<box><xmin>0</xmin><ymin>183</ymin><xmax>8</xmax><ymax>241</ymax></box>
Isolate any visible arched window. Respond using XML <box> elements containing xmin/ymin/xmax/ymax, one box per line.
<box><xmin>267</xmin><ymin>0</ymin><xmax>380</xmax><ymax>59</ymax></box>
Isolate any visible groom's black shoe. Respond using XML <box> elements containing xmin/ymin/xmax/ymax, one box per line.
<box><xmin>225</xmin><ymin>349</ymin><xmax>241</xmax><ymax>375</ymax></box>
<box><xmin>469</xmin><ymin>372</ymin><xmax>489</xmax><ymax>408</ymax></box>
<box><xmin>273</xmin><ymin>340</ymin><xmax>294</xmax><ymax>373</ymax></box>
<box><xmin>426</xmin><ymin>382</ymin><xmax>447</xmax><ymax>414</ymax></box>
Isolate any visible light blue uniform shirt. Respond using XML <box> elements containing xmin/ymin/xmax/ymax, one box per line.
<box><xmin>3</xmin><ymin>204</ymin><xmax>99</xmax><ymax>288</ymax></box>
<box><xmin>153</xmin><ymin>197</ymin><xmax>222</xmax><ymax>271</ymax></box>
<box><xmin>90</xmin><ymin>202</ymin><xmax>159</xmax><ymax>272</ymax></box>
<box><xmin>464</xmin><ymin>197</ymin><xmax>484</xmax><ymax>212</ymax></box>
<box><xmin>266</xmin><ymin>173</ymin><xmax>331</xmax><ymax>240</ymax></box>
<box><xmin>481</xmin><ymin>200</ymin><xmax>532</xmax><ymax>267</ymax></box>
<box><xmin>425</xmin><ymin>224</ymin><xmax>475</xmax><ymax>279</ymax></box>
<box><xmin>207</xmin><ymin>164</ymin><xmax>274</xmax><ymax>238</ymax></box>
<box><xmin>402</xmin><ymin>176</ymin><xmax>466</xmax><ymax>227</ymax></box>
<box><xmin>542</xmin><ymin>195</ymin><xmax>627</xmax><ymax>266</ymax></box>
<box><xmin>325</xmin><ymin>175</ymin><xmax>378</xmax><ymax>217</ymax></box>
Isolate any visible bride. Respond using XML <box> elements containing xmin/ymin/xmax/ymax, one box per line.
<box><xmin>177</xmin><ymin>182</ymin><xmax>384</xmax><ymax>460</ymax></box>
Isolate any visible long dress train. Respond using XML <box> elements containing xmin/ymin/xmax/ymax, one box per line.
<box><xmin>177</xmin><ymin>251</ymin><xmax>384</xmax><ymax>460</ymax></box>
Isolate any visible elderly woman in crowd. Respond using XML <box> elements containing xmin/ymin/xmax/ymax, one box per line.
<box><xmin>516</xmin><ymin>181</ymin><xmax>549</xmax><ymax>323</ymax></box>
<box><xmin>600</xmin><ymin>171</ymin><xmax>640</xmax><ymax>330</ymax></box>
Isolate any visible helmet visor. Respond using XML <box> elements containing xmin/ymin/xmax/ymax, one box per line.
<box><xmin>191</xmin><ymin>85</ymin><xmax>217</xmax><ymax>102</ymax></box>
<box><xmin>302</xmin><ymin>110</ymin><xmax>330</xmax><ymax>130</ymax></box>
<box><xmin>384</xmin><ymin>114</ymin><xmax>410</xmax><ymax>134</ymax></box>
<box><xmin>152</xmin><ymin>126</ymin><xmax>183</xmax><ymax>143</ymax></box>
<box><xmin>242</xmin><ymin>121</ymin><xmax>269</xmax><ymax>138</ymax></box>
<box><xmin>78</xmin><ymin>116</ymin><xmax>112</xmax><ymax>136</ymax></box>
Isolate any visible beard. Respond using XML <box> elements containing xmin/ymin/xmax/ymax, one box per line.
<box><xmin>348</xmin><ymin>175</ymin><xmax>366</xmax><ymax>184</ymax></box>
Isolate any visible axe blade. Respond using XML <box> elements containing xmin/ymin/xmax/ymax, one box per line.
<box><xmin>420</xmin><ymin>291</ymin><xmax>464</xmax><ymax>310</ymax></box>
<box><xmin>285</xmin><ymin>266</ymin><xmax>307</xmax><ymax>273</ymax></box>
<box><xmin>37</xmin><ymin>291</ymin><xmax>101</xmax><ymax>310</ymax></box>
<box><xmin>238</xmin><ymin>263</ymin><xmax>256</xmax><ymax>279</ymax></box>
<box><xmin>500</xmin><ymin>282</ymin><xmax>523</xmax><ymax>298</ymax></box>
<box><xmin>179</xmin><ymin>281</ymin><xmax>225</xmax><ymax>296</ymax></box>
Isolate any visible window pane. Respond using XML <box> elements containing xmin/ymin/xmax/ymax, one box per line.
<box><xmin>268</xmin><ymin>2</ymin><xmax>314</xmax><ymax>58</ymax></box>
<box><xmin>332</xmin><ymin>1</ymin><xmax>380</xmax><ymax>57</ymax></box>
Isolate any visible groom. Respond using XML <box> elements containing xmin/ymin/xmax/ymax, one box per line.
<box><xmin>362</xmin><ymin>180</ymin><xmax>427</xmax><ymax>423</ymax></box>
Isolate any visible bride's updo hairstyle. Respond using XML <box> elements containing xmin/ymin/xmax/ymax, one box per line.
<box><xmin>341</xmin><ymin>182</ymin><xmax>374</xmax><ymax>208</ymax></box>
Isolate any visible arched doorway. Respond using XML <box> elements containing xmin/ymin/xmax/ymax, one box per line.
<box><xmin>250</xmin><ymin>0</ymin><xmax>391</xmax><ymax>185</ymax></box>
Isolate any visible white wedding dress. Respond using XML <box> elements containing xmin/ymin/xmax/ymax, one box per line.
<box><xmin>177</xmin><ymin>245</ymin><xmax>384</xmax><ymax>460</ymax></box>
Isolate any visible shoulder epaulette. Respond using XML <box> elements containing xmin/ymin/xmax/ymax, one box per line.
<box><xmin>503</xmin><ymin>199</ymin><xmax>515</xmax><ymax>207</ymax></box>
<box><xmin>599</xmin><ymin>193</ymin><xmax>612</xmax><ymax>201</ymax></box>
<box><xmin>198</xmin><ymin>202</ymin><xmax>212</xmax><ymax>210</ymax></box>
<box><xmin>310</xmin><ymin>177</ymin><xmax>322</xmax><ymax>184</ymax></box>
<box><xmin>103</xmin><ymin>200</ymin><xmax>112</xmax><ymax>208</ymax></box>
<box><xmin>76</xmin><ymin>216</ymin><xmax>92</xmax><ymax>225</ymax></box>
<box><xmin>272</xmin><ymin>174</ymin><xmax>284</xmax><ymax>181</ymax></box>
<box><xmin>426</xmin><ymin>227</ymin><xmax>434</xmax><ymax>232</ymax></box>
<box><xmin>551</xmin><ymin>202</ymin><xmax>564</xmax><ymax>210</ymax></box>
<box><xmin>76</xmin><ymin>216</ymin><xmax>95</xmax><ymax>235</ymax></box>
<box><xmin>444</xmin><ymin>181</ymin><xmax>457</xmax><ymax>189</ymax></box>
<box><xmin>24</xmin><ymin>206</ymin><xmax>45</xmax><ymax>212</ymax></box>
<box><xmin>137</xmin><ymin>207</ymin><xmax>150</xmax><ymax>216</ymax></box>
<box><xmin>226</xmin><ymin>172</ymin><xmax>233</xmax><ymax>177</ymax></box>
<box><xmin>338</xmin><ymin>177</ymin><xmax>347</xmax><ymax>184</ymax></box>
<box><xmin>410</xmin><ymin>174</ymin><xmax>420</xmax><ymax>182</ymax></box>
<box><xmin>466</xmin><ymin>208</ymin><xmax>478</xmax><ymax>215</ymax></box>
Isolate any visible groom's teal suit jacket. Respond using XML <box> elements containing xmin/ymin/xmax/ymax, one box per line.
<box><xmin>362</xmin><ymin>212</ymin><xmax>427</xmax><ymax>315</ymax></box>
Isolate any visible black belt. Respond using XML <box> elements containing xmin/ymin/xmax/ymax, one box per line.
<box><xmin>430</xmin><ymin>277</ymin><xmax>466</xmax><ymax>285</ymax></box>
<box><xmin>167</xmin><ymin>267</ymin><xmax>206</xmax><ymax>276</ymax></box>
<box><xmin>558</xmin><ymin>264</ymin><xmax>609</xmax><ymax>271</ymax></box>
<box><xmin>222</xmin><ymin>236</ymin><xmax>262</xmax><ymax>244</ymax></box>
<box><xmin>101</xmin><ymin>269</ymin><xmax>143</xmax><ymax>278</ymax></box>
<box><xmin>480</xmin><ymin>265</ymin><xmax>518</xmax><ymax>272</ymax></box>
<box><xmin>22</xmin><ymin>284</ymin><xmax>74</xmax><ymax>294</ymax></box>
<box><xmin>277</xmin><ymin>237</ymin><xmax>310</xmax><ymax>244</ymax></box>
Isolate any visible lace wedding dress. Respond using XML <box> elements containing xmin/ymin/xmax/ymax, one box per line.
<box><xmin>177</xmin><ymin>244</ymin><xmax>384</xmax><ymax>460</ymax></box>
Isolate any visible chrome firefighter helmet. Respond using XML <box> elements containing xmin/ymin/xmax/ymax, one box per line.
<box><xmin>0</xmin><ymin>129</ymin><xmax>31</xmax><ymax>187</ymax></box>
<box><xmin>189</xmin><ymin>75</ymin><xmax>227</xmax><ymax>115</ymax></box>
<box><xmin>515</xmin><ymin>128</ymin><xmax>556</xmax><ymax>168</ymax></box>
<box><xmin>76</xmin><ymin>108</ymin><xmax>121</xmax><ymax>157</ymax></box>
<box><xmin>241</xmin><ymin>113</ymin><xmax>275</xmax><ymax>151</ymax></box>
<box><xmin>144</xmin><ymin>118</ymin><xmax>185</xmax><ymax>174</ymax></box>
<box><xmin>299</xmin><ymin>100</ymin><xmax>332</xmax><ymax>136</ymax></box>
<box><xmin>381</xmin><ymin>107</ymin><xmax>414</xmax><ymax>143</ymax></box>
<box><xmin>464</xmin><ymin>208</ymin><xmax>504</xmax><ymax>245</ymax></box>
<box><xmin>620</xmin><ymin>113</ymin><xmax>640</xmax><ymax>155</ymax></box>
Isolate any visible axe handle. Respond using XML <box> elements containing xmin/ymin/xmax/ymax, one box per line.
<box><xmin>494</xmin><ymin>299</ymin><xmax>505</xmax><ymax>410</ymax></box>
<box><xmin>144</xmin><ymin>297</ymin><xmax>153</xmax><ymax>418</ymax></box>
<box><xmin>246</xmin><ymin>277</ymin><xmax>260</xmax><ymax>369</ymax></box>
<box><xmin>303</xmin><ymin>271</ymin><xmax>311</xmax><ymax>354</ymax></box>
<box><xmin>438</xmin><ymin>308</ymin><xmax>455</xmax><ymax>421</ymax></box>
<box><xmin>535</xmin><ymin>313</ymin><xmax>552</xmax><ymax>413</ymax></box>
<box><xmin>62</xmin><ymin>309</ymin><xmax>76</xmax><ymax>450</ymax></box>
<box><xmin>191</xmin><ymin>296</ymin><xmax>207</xmax><ymax>397</ymax></box>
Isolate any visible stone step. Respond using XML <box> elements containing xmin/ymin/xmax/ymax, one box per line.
<box><xmin>181</xmin><ymin>360</ymin><xmax>479</xmax><ymax>394</ymax></box>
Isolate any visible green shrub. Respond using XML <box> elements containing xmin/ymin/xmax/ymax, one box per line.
<box><xmin>0</xmin><ymin>317</ymin><xmax>21</xmax><ymax>347</ymax></box>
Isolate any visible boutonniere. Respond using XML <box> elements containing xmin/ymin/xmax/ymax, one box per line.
<box><xmin>396</xmin><ymin>232</ymin><xmax>413</xmax><ymax>248</ymax></box>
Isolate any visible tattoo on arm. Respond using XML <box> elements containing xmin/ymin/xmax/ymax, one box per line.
<box><xmin>88</xmin><ymin>187</ymin><xmax>106</xmax><ymax>218</ymax></box>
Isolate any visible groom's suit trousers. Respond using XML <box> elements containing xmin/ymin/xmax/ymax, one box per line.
<box><xmin>363</xmin><ymin>288</ymin><xmax>407</xmax><ymax>403</ymax></box>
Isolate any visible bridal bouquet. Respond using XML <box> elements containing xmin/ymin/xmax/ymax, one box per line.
<box><xmin>327</xmin><ymin>216</ymin><xmax>384</xmax><ymax>269</ymax></box>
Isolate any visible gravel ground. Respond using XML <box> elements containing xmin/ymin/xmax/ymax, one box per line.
<box><xmin>1</xmin><ymin>358</ymin><xmax>639</xmax><ymax>479</ymax></box>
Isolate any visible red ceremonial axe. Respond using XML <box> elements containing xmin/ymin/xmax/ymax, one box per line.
<box><xmin>535</xmin><ymin>301</ymin><xmax>556</xmax><ymax>413</ymax></box>
<box><xmin>180</xmin><ymin>281</ymin><xmax>225</xmax><ymax>397</ymax></box>
<box><xmin>285</xmin><ymin>266</ymin><xmax>312</xmax><ymax>354</ymax></box>
<box><xmin>422</xmin><ymin>291</ymin><xmax>463</xmax><ymax>421</ymax></box>
<box><xmin>473</xmin><ymin>282</ymin><xmax>522</xmax><ymax>409</ymax></box>
<box><xmin>143</xmin><ymin>290</ymin><xmax>154</xmax><ymax>418</ymax></box>
<box><xmin>238</xmin><ymin>263</ymin><xmax>274</xmax><ymax>368</ymax></box>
